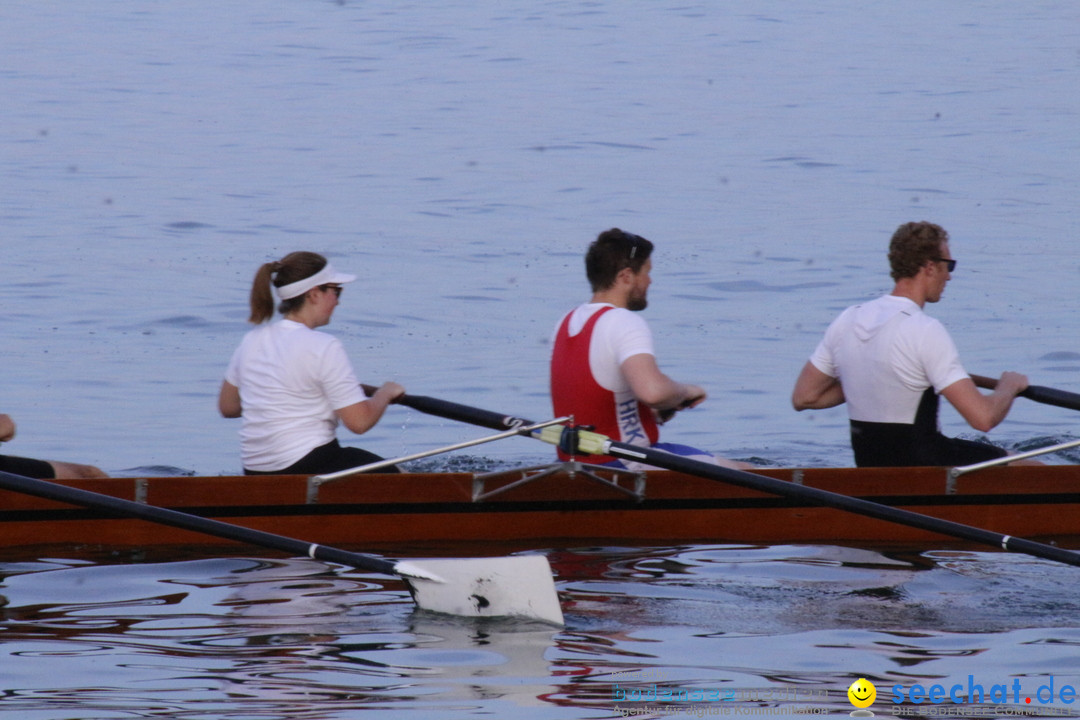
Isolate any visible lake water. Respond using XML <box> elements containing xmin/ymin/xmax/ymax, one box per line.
<box><xmin>4</xmin><ymin>543</ymin><xmax>1080</xmax><ymax>719</ymax></box>
<box><xmin>3</xmin><ymin>0</ymin><xmax>1080</xmax><ymax>718</ymax></box>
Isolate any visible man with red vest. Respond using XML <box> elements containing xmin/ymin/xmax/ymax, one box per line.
<box><xmin>550</xmin><ymin>228</ymin><xmax>748</xmax><ymax>471</ymax></box>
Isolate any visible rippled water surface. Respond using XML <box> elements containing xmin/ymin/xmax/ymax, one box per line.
<box><xmin>3</xmin><ymin>1</ymin><xmax>1080</xmax><ymax>718</ymax></box>
<box><xmin>3</xmin><ymin>545</ymin><xmax>1080</xmax><ymax>719</ymax></box>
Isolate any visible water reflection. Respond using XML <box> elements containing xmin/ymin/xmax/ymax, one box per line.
<box><xmin>0</xmin><ymin>554</ymin><xmax>563</xmax><ymax>718</ymax></box>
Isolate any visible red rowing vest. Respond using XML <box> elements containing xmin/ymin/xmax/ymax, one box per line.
<box><xmin>550</xmin><ymin>306</ymin><xmax>659</xmax><ymax>462</ymax></box>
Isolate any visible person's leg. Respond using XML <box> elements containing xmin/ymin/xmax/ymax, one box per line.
<box><xmin>246</xmin><ymin>440</ymin><xmax>399</xmax><ymax>475</ymax></box>
<box><xmin>47</xmin><ymin>460</ymin><xmax>109</xmax><ymax>479</ymax></box>
<box><xmin>937</xmin><ymin>436</ymin><xmax>1042</xmax><ymax>467</ymax></box>
<box><xmin>1</xmin><ymin>454</ymin><xmax>58</xmax><ymax>478</ymax></box>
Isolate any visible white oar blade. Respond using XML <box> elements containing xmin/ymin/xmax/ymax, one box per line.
<box><xmin>396</xmin><ymin>555</ymin><xmax>564</xmax><ymax>626</ymax></box>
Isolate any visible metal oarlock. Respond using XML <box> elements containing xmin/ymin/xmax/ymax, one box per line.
<box><xmin>306</xmin><ymin>417</ymin><xmax>571</xmax><ymax>504</ymax></box>
<box><xmin>950</xmin><ymin>437</ymin><xmax>1080</xmax><ymax>478</ymax></box>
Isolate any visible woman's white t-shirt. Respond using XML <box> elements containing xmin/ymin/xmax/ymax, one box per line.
<box><xmin>225</xmin><ymin>319</ymin><xmax>364</xmax><ymax>471</ymax></box>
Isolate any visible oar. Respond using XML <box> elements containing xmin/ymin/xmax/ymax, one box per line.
<box><xmin>375</xmin><ymin>390</ymin><xmax>1080</xmax><ymax>569</ymax></box>
<box><xmin>363</xmin><ymin>384</ymin><xmax>525</xmax><ymax>432</ymax></box>
<box><xmin>971</xmin><ymin>374</ymin><xmax>1080</xmax><ymax>412</ymax></box>
<box><xmin>0</xmin><ymin>470</ymin><xmax>564</xmax><ymax>625</ymax></box>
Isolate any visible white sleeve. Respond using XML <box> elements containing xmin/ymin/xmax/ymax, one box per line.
<box><xmin>318</xmin><ymin>337</ymin><xmax>365</xmax><ymax>410</ymax></box>
<box><xmin>224</xmin><ymin>340</ymin><xmax>244</xmax><ymax>386</ymax></box>
<box><xmin>808</xmin><ymin>314</ymin><xmax>844</xmax><ymax>379</ymax></box>
<box><xmin>809</xmin><ymin>337</ymin><xmax>836</xmax><ymax>378</ymax></box>
<box><xmin>590</xmin><ymin>309</ymin><xmax>655</xmax><ymax>391</ymax></box>
<box><xmin>919</xmin><ymin>319</ymin><xmax>969</xmax><ymax>393</ymax></box>
<box><xmin>606</xmin><ymin>310</ymin><xmax>654</xmax><ymax>365</ymax></box>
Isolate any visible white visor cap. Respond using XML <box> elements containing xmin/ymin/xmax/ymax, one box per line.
<box><xmin>274</xmin><ymin>263</ymin><xmax>357</xmax><ymax>300</ymax></box>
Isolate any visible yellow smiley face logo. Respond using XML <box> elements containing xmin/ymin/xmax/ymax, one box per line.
<box><xmin>847</xmin><ymin>678</ymin><xmax>877</xmax><ymax>708</ymax></box>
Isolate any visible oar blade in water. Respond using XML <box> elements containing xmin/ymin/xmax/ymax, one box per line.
<box><xmin>398</xmin><ymin>555</ymin><xmax>564</xmax><ymax>626</ymax></box>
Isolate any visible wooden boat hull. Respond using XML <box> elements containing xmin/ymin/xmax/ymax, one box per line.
<box><xmin>2</xmin><ymin>464</ymin><xmax>1079</xmax><ymax>550</ymax></box>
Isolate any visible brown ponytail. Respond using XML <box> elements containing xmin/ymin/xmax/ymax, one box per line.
<box><xmin>247</xmin><ymin>253</ymin><xmax>328</xmax><ymax>324</ymax></box>
<box><xmin>248</xmin><ymin>262</ymin><xmax>278</xmax><ymax>323</ymax></box>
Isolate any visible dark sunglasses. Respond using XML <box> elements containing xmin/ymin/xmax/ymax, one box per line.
<box><xmin>319</xmin><ymin>284</ymin><xmax>343</xmax><ymax>297</ymax></box>
<box><xmin>624</xmin><ymin>231</ymin><xmax>645</xmax><ymax>259</ymax></box>
<box><xmin>932</xmin><ymin>257</ymin><xmax>957</xmax><ymax>272</ymax></box>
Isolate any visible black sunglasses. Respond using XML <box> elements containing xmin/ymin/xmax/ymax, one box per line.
<box><xmin>624</xmin><ymin>231</ymin><xmax>645</xmax><ymax>259</ymax></box>
<box><xmin>932</xmin><ymin>257</ymin><xmax>957</xmax><ymax>272</ymax></box>
<box><xmin>319</xmin><ymin>284</ymin><xmax>343</xmax><ymax>297</ymax></box>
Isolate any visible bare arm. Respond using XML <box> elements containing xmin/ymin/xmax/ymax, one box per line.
<box><xmin>791</xmin><ymin>361</ymin><xmax>845</xmax><ymax>411</ymax></box>
<box><xmin>621</xmin><ymin>353</ymin><xmax>706</xmax><ymax>411</ymax></box>
<box><xmin>0</xmin><ymin>413</ymin><xmax>16</xmax><ymax>442</ymax></box>
<box><xmin>940</xmin><ymin>372</ymin><xmax>1028</xmax><ymax>433</ymax></box>
<box><xmin>337</xmin><ymin>381</ymin><xmax>405</xmax><ymax>435</ymax></box>
<box><xmin>218</xmin><ymin>381</ymin><xmax>242</xmax><ymax>418</ymax></box>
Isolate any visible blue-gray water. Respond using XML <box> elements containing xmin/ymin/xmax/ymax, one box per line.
<box><xmin>3</xmin><ymin>545</ymin><xmax>1080</xmax><ymax>719</ymax></box>
<box><xmin>3</xmin><ymin>1</ymin><xmax>1080</xmax><ymax>718</ymax></box>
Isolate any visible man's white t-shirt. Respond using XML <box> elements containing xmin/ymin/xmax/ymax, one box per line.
<box><xmin>809</xmin><ymin>294</ymin><xmax>969</xmax><ymax>425</ymax></box>
<box><xmin>225</xmin><ymin>319</ymin><xmax>364</xmax><ymax>471</ymax></box>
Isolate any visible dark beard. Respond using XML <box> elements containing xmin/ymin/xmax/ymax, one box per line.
<box><xmin>627</xmin><ymin>295</ymin><xmax>648</xmax><ymax>312</ymax></box>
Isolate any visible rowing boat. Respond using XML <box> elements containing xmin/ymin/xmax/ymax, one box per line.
<box><xmin>4</xmin><ymin>462</ymin><xmax>1079</xmax><ymax>549</ymax></box>
<box><xmin>7</xmin><ymin>393</ymin><xmax>1079</xmax><ymax>624</ymax></box>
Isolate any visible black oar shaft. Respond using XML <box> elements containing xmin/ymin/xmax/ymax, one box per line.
<box><xmin>601</xmin><ymin>441</ymin><xmax>1080</xmax><ymax>568</ymax></box>
<box><xmin>0</xmin><ymin>471</ymin><xmax>398</xmax><ymax>575</ymax></box>
<box><xmin>363</xmin><ymin>384</ymin><xmax>527</xmax><ymax>431</ymax></box>
<box><xmin>971</xmin><ymin>374</ymin><xmax>1080</xmax><ymax>412</ymax></box>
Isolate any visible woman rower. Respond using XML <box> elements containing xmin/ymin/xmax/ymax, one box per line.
<box><xmin>218</xmin><ymin>251</ymin><xmax>404</xmax><ymax>475</ymax></box>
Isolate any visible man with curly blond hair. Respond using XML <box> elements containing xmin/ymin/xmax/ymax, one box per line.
<box><xmin>791</xmin><ymin>221</ymin><xmax>1030</xmax><ymax>467</ymax></box>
